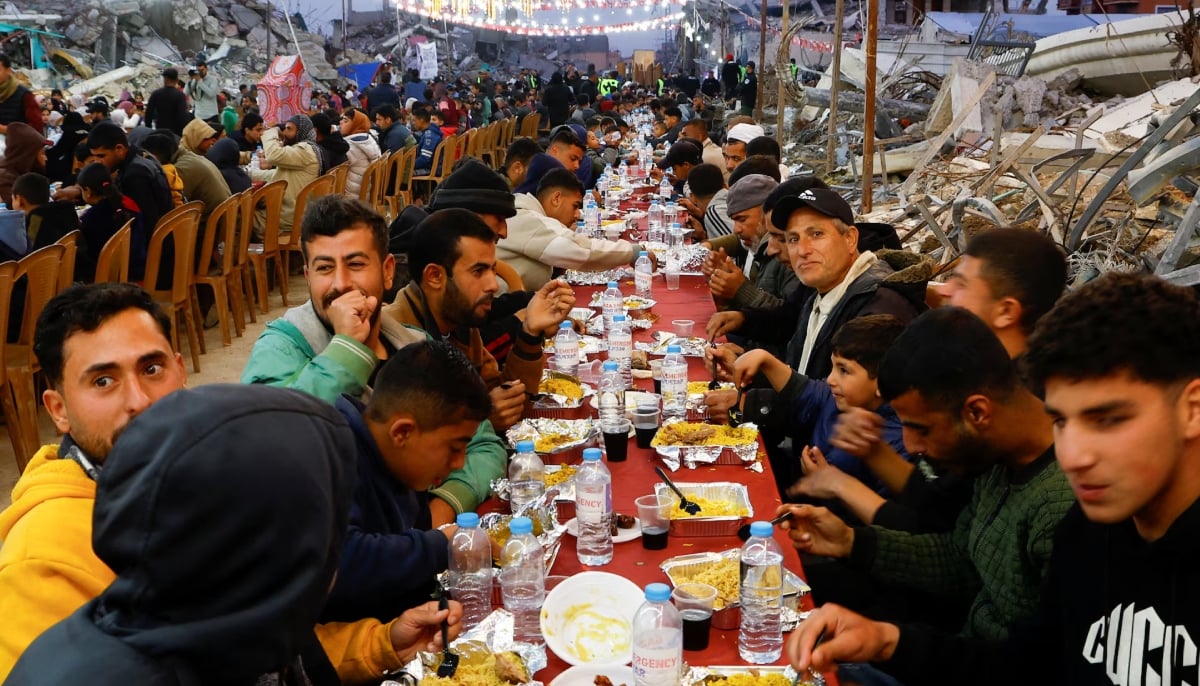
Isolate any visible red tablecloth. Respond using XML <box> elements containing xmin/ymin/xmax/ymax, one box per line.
<box><xmin>528</xmin><ymin>274</ymin><xmax>823</xmax><ymax>680</ymax></box>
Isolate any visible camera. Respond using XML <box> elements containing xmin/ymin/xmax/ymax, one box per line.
<box><xmin>188</xmin><ymin>69</ymin><xmax>197</xmax><ymax>76</ymax></box>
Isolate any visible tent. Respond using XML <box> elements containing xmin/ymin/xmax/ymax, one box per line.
<box><xmin>257</xmin><ymin>55</ymin><xmax>312</xmax><ymax>126</ymax></box>
<box><xmin>336</xmin><ymin>61</ymin><xmax>382</xmax><ymax>89</ymax></box>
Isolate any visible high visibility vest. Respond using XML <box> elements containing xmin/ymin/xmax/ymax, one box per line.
<box><xmin>656</xmin><ymin>78</ymin><xmax>665</xmax><ymax>95</ymax></box>
<box><xmin>599</xmin><ymin>78</ymin><xmax>618</xmax><ymax>96</ymax></box>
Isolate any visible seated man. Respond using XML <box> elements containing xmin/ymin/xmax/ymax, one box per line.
<box><xmin>0</xmin><ymin>284</ymin><xmax>449</xmax><ymax>685</ymax></box>
<box><xmin>10</xmin><ymin>172</ymin><xmax>87</xmax><ymax>274</ymax></box>
<box><xmin>385</xmin><ymin>209</ymin><xmax>568</xmax><ymax>431</ymax></box>
<box><xmin>779</xmin><ymin>308</ymin><xmax>1074</xmax><ymax>643</ymax></box>
<box><xmin>789</xmin><ymin>273</ymin><xmax>1200</xmax><ymax>686</ymax></box>
<box><xmin>7</xmin><ymin>382</ymin><xmax>462</xmax><ymax>685</ymax></box>
<box><xmin>325</xmin><ymin>340</ymin><xmax>490</xmax><ymax>623</ymax></box>
<box><xmin>500</xmin><ymin>167</ymin><xmax>646</xmax><ymax>289</ymax></box>
<box><xmin>683</xmin><ymin>163</ymin><xmax>731</xmax><ymax>240</ymax></box>
<box><xmin>241</xmin><ymin>195</ymin><xmax>507</xmax><ymax>522</ymax></box>
<box><xmin>411</xmin><ymin>107</ymin><xmax>443</xmax><ymax>176</ymax></box>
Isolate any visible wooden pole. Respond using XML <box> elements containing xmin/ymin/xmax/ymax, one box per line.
<box><xmin>825</xmin><ymin>0</ymin><xmax>844</xmax><ymax>176</ymax></box>
<box><xmin>778</xmin><ymin>0</ymin><xmax>789</xmax><ymax>138</ymax></box>
<box><xmin>755</xmin><ymin>0</ymin><xmax>767</xmax><ymax>121</ymax></box>
<box><xmin>861</xmin><ymin>0</ymin><xmax>878</xmax><ymax>213</ymax></box>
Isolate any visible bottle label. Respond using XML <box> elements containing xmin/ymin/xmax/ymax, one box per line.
<box><xmin>576</xmin><ymin>483</ymin><xmax>611</xmax><ymax>519</ymax></box>
<box><xmin>632</xmin><ymin>635</ymin><xmax>681</xmax><ymax>685</ymax></box>
<box><xmin>555</xmin><ymin>339</ymin><xmax>581</xmax><ymax>365</ymax></box>
<box><xmin>635</xmin><ymin>270</ymin><xmax>652</xmax><ymax>293</ymax></box>
<box><xmin>608</xmin><ymin>332</ymin><xmax>632</xmax><ymax>361</ymax></box>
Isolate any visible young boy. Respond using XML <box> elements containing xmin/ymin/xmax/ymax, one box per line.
<box><xmin>139</xmin><ymin>133</ymin><xmax>185</xmax><ymax>208</ymax></box>
<box><xmin>10</xmin><ymin>173</ymin><xmax>86</xmax><ymax>273</ymax></box>
<box><xmin>733</xmin><ymin>314</ymin><xmax>910</xmax><ymax>522</ymax></box>
<box><xmin>788</xmin><ymin>271</ymin><xmax>1200</xmax><ymax>686</ymax></box>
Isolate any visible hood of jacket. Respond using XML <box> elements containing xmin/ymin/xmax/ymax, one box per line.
<box><xmin>320</xmin><ymin>132</ymin><xmax>351</xmax><ymax>155</ymax></box>
<box><xmin>0</xmin><ymin>445</ymin><xmax>94</xmax><ymax>541</ymax></box>
<box><xmin>513</xmin><ymin>153</ymin><xmax>564</xmax><ymax>195</ymax></box>
<box><xmin>1</xmin><ymin>122</ymin><xmax>44</xmax><ymax>174</ymax></box>
<box><xmin>862</xmin><ymin>249</ymin><xmax>934</xmax><ymax>313</ymax></box>
<box><xmin>86</xmin><ymin>384</ymin><xmax>356</xmax><ymax>682</ymax></box>
<box><xmin>205</xmin><ymin>136</ymin><xmax>241</xmax><ymax>170</ymax></box>
<box><xmin>513</xmin><ymin>191</ymin><xmax>546</xmax><ymax>216</ymax></box>
<box><xmin>180</xmin><ymin>119</ymin><xmax>217</xmax><ymax>155</ymax></box>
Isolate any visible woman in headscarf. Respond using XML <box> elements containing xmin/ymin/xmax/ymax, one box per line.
<box><xmin>206</xmin><ymin>137</ymin><xmax>251</xmax><ymax>194</ymax></box>
<box><xmin>338</xmin><ymin>108</ymin><xmax>379</xmax><ymax>197</ymax></box>
<box><xmin>0</xmin><ymin>122</ymin><xmax>46</xmax><ymax>206</ymax></box>
<box><xmin>46</xmin><ymin>111</ymin><xmax>89</xmax><ymax>184</ymax></box>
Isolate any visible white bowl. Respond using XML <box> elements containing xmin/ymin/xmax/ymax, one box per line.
<box><xmin>539</xmin><ymin>571</ymin><xmax>643</xmax><ymax>666</ymax></box>
<box><xmin>549</xmin><ymin>664</ymin><xmax>637</xmax><ymax>686</ymax></box>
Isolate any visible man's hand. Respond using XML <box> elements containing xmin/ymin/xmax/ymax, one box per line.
<box><xmin>731</xmin><ymin>349</ymin><xmax>788</xmax><ymax>390</ymax></box>
<box><xmin>326</xmin><ymin>289</ymin><xmax>378</xmax><ymax>344</ymax></box>
<box><xmin>776</xmin><ymin>503</ymin><xmax>855</xmax><ymax>558</ymax></box>
<box><xmin>787</xmin><ymin>604</ymin><xmax>901</xmax><ymax>674</ymax></box>
<box><xmin>702</xmin><ymin>388</ymin><xmax>738</xmax><ymax>424</ymax></box>
<box><xmin>788</xmin><ymin>446</ymin><xmax>852</xmax><ymax>501</ymax></box>
<box><xmin>429</xmin><ymin>496</ymin><xmax>457</xmax><ymax>528</ymax></box>
<box><xmin>53</xmin><ymin>185</ymin><xmax>82</xmax><ymax>203</ymax></box>
<box><xmin>390</xmin><ymin>599</ymin><xmax>465</xmax><ymax>663</ymax></box>
<box><xmin>710</xmin><ymin>259</ymin><xmax>748</xmax><ymax>302</ymax></box>
<box><xmin>701</xmin><ymin>246</ymin><xmax>728</xmax><ymax>278</ymax></box>
<box><xmin>525</xmin><ymin>278</ymin><xmax>573</xmax><ymax>335</ymax></box>
<box><xmin>489</xmin><ymin>381</ymin><xmax>526</xmax><ymax>431</ymax></box>
<box><xmin>704</xmin><ymin>342</ymin><xmax>741</xmax><ymax>381</ymax></box>
<box><xmin>830</xmin><ymin>407</ymin><xmax>886</xmax><ymax>458</ymax></box>
<box><xmin>706</xmin><ymin>310</ymin><xmax>745</xmax><ymax>340</ymax></box>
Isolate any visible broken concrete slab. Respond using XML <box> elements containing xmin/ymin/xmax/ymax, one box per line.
<box><xmin>230</xmin><ymin>4</ymin><xmax>263</xmax><ymax>32</ymax></box>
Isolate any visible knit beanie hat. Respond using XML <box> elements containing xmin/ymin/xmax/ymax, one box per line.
<box><xmin>429</xmin><ymin>158</ymin><xmax>516</xmax><ymax>218</ymax></box>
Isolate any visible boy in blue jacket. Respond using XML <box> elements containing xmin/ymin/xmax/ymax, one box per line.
<box><xmin>411</xmin><ymin>108</ymin><xmax>443</xmax><ymax>176</ymax></box>
<box><xmin>732</xmin><ymin>314</ymin><xmax>911</xmax><ymax>523</ymax></box>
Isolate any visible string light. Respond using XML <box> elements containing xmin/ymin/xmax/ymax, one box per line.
<box><xmin>397</xmin><ymin>1</ymin><xmax>684</xmax><ymax>35</ymax></box>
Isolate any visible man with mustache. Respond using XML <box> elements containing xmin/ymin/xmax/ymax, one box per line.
<box><xmin>384</xmin><ymin>208</ymin><xmax>565</xmax><ymax>432</ymax></box>
<box><xmin>241</xmin><ymin>196</ymin><xmax>508</xmax><ymax>525</ymax></box>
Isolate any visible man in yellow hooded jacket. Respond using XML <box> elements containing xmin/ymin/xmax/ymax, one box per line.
<box><xmin>0</xmin><ymin>283</ymin><xmax>462</xmax><ymax>684</ymax></box>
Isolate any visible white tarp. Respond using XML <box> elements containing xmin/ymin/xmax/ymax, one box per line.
<box><xmin>417</xmin><ymin>42</ymin><xmax>438</xmax><ymax>80</ymax></box>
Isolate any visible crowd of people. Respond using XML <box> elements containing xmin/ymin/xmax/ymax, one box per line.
<box><xmin>0</xmin><ymin>48</ymin><xmax>1193</xmax><ymax>686</ymax></box>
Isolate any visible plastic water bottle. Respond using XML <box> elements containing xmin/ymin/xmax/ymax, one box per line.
<box><xmin>659</xmin><ymin>176</ymin><xmax>673</xmax><ymax>202</ymax></box>
<box><xmin>667</xmin><ymin>223</ymin><xmax>684</xmax><ymax>249</ymax></box>
<box><xmin>447</xmin><ymin>512</ymin><xmax>493</xmax><ymax>631</ymax></box>
<box><xmin>601</xmin><ymin>280</ymin><xmax>623</xmax><ymax>332</ymax></box>
<box><xmin>584</xmin><ymin>194</ymin><xmax>600</xmax><ymax>237</ymax></box>
<box><xmin>508</xmin><ymin>440</ymin><xmax>545</xmax><ymax>514</ymax></box>
<box><xmin>608</xmin><ymin>314</ymin><xmax>633</xmax><ymax>388</ymax></box>
<box><xmin>647</xmin><ymin>199</ymin><xmax>664</xmax><ymax>244</ymax></box>
<box><xmin>554</xmin><ymin>320</ymin><xmax>581</xmax><ymax>377</ymax></box>
<box><xmin>597</xmin><ymin>360</ymin><xmax>625</xmax><ymax>429</ymax></box>
<box><xmin>661</xmin><ymin>345</ymin><xmax>688</xmax><ymax>421</ymax></box>
<box><xmin>634</xmin><ymin>250</ymin><xmax>653</xmax><ymax>297</ymax></box>
<box><xmin>631</xmin><ymin>583</ymin><xmax>683</xmax><ymax>686</ymax></box>
<box><xmin>738</xmin><ymin>521</ymin><xmax>784</xmax><ymax>663</ymax></box>
<box><xmin>576</xmin><ymin>448</ymin><xmax>613</xmax><ymax>566</ymax></box>
<box><xmin>500</xmin><ymin>516</ymin><xmax>546</xmax><ymax>646</ymax></box>
<box><xmin>576</xmin><ymin>220</ymin><xmax>588</xmax><ymax>237</ymax></box>
<box><xmin>619</xmin><ymin>158</ymin><xmax>629</xmax><ymax>184</ymax></box>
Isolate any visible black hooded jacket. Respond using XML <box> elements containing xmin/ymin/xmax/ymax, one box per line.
<box><xmin>206</xmin><ymin>137</ymin><xmax>252</xmax><ymax>194</ymax></box>
<box><xmin>6</xmin><ymin>384</ymin><xmax>356</xmax><ymax>686</ymax></box>
<box><xmin>45</xmin><ymin>112</ymin><xmax>89</xmax><ymax>184</ymax></box>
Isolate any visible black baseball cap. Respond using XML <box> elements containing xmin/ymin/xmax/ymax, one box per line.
<box><xmin>770</xmin><ymin>188</ymin><xmax>855</xmax><ymax>229</ymax></box>
<box><xmin>86</xmin><ymin>99</ymin><xmax>110</xmax><ymax>115</ymax></box>
<box><xmin>656</xmin><ymin>140</ymin><xmax>702</xmax><ymax>169</ymax></box>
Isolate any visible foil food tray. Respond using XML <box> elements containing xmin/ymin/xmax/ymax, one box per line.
<box><xmin>653</xmin><ymin>482</ymin><xmax>753</xmax><ymax>537</ymax></box>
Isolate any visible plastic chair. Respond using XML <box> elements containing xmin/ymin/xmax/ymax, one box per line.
<box><xmin>7</xmin><ymin>244</ymin><xmax>66</xmax><ymax>465</ymax></box>
<box><xmin>495</xmin><ymin>259</ymin><xmax>524</xmax><ymax>293</ymax></box>
<box><xmin>232</xmin><ymin>190</ymin><xmax>257</xmax><ymax>326</ymax></box>
<box><xmin>329</xmin><ymin>161</ymin><xmax>351</xmax><ymax>194</ymax></box>
<box><xmin>280</xmin><ymin>174</ymin><xmax>337</xmax><ymax>275</ymax></box>
<box><xmin>411</xmin><ymin>134</ymin><xmax>455</xmax><ymax>201</ymax></box>
<box><xmin>519</xmin><ymin>112</ymin><xmax>541</xmax><ymax>138</ymax></box>
<box><xmin>54</xmin><ymin>230</ymin><xmax>79</xmax><ymax>292</ymax></box>
<box><xmin>0</xmin><ymin>261</ymin><xmax>33</xmax><ymax>470</ymax></box>
<box><xmin>247</xmin><ymin>180</ymin><xmax>289</xmax><ymax>314</ymax></box>
<box><xmin>93</xmin><ymin>220</ymin><xmax>132</xmax><ymax>284</ymax></box>
<box><xmin>386</xmin><ymin>147</ymin><xmax>416</xmax><ymax>218</ymax></box>
<box><xmin>192</xmin><ymin>194</ymin><xmax>242</xmax><ymax>347</ymax></box>
<box><xmin>144</xmin><ymin>205</ymin><xmax>203</xmax><ymax>373</ymax></box>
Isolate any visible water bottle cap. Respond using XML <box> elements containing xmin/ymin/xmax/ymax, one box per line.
<box><xmin>639</xmin><ymin>250</ymin><xmax>649</xmax><ymax>257</ymax></box>
<box><xmin>749</xmin><ymin>521</ymin><xmax>773</xmax><ymax>538</ymax></box>
<box><xmin>582</xmin><ymin>447</ymin><xmax>603</xmax><ymax>461</ymax></box>
<box><xmin>644</xmin><ymin>582</ymin><xmax>672</xmax><ymax>602</ymax></box>
<box><xmin>666</xmin><ymin>344</ymin><xmax>682</xmax><ymax>353</ymax></box>
<box><xmin>515</xmin><ymin>440</ymin><xmax>535</xmax><ymax>453</ymax></box>
<box><xmin>559</xmin><ymin>320</ymin><xmax>573</xmax><ymax>329</ymax></box>
<box><xmin>509</xmin><ymin>516</ymin><xmax>533</xmax><ymax>535</ymax></box>
<box><xmin>602</xmin><ymin>360</ymin><xmax>619</xmax><ymax>370</ymax></box>
<box><xmin>607</xmin><ymin>281</ymin><xmax>618</xmax><ymax>288</ymax></box>
<box><xmin>613</xmin><ymin>314</ymin><xmax>626</xmax><ymax>322</ymax></box>
<box><xmin>456</xmin><ymin>512</ymin><xmax>480</xmax><ymax>528</ymax></box>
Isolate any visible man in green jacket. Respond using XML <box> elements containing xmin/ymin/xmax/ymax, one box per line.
<box><xmin>779</xmin><ymin>307</ymin><xmax>1075</xmax><ymax>643</ymax></box>
<box><xmin>241</xmin><ymin>194</ymin><xmax>508</xmax><ymax>525</ymax></box>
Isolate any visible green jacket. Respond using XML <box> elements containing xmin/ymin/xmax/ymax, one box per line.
<box><xmin>849</xmin><ymin>447</ymin><xmax>1075</xmax><ymax>641</ymax></box>
<box><xmin>240</xmin><ymin>300</ymin><xmax>508</xmax><ymax>514</ymax></box>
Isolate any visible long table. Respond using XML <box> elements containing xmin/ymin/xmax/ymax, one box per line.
<box><xmin>528</xmin><ymin>272</ymin><xmax>825</xmax><ymax>681</ymax></box>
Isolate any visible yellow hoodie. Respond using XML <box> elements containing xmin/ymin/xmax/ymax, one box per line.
<box><xmin>0</xmin><ymin>445</ymin><xmax>407</xmax><ymax>684</ymax></box>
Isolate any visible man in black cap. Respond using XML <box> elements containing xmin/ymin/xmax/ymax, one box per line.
<box><xmin>84</xmin><ymin>98</ymin><xmax>110</xmax><ymax>126</ymax></box>
<box><xmin>145</xmin><ymin>67</ymin><xmax>191</xmax><ymax>137</ymax></box>
<box><xmin>651</xmin><ymin>138</ymin><xmax>702</xmax><ymax>195</ymax></box>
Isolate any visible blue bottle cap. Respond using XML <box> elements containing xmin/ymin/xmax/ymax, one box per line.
<box><xmin>603</xmin><ymin>360</ymin><xmax>619</xmax><ymax>371</ymax></box>
<box><xmin>516</xmin><ymin>440</ymin><xmax>535</xmax><ymax>453</ymax></box>
<box><xmin>582</xmin><ymin>448</ymin><xmax>602</xmax><ymax>461</ymax></box>
<box><xmin>640</xmin><ymin>250</ymin><xmax>649</xmax><ymax>257</ymax></box>
<box><xmin>509</xmin><ymin>516</ymin><xmax>533</xmax><ymax>535</ymax></box>
<box><xmin>645</xmin><ymin>582</ymin><xmax>672</xmax><ymax>602</ymax></box>
<box><xmin>749</xmin><ymin>521</ymin><xmax>773</xmax><ymax>538</ymax></box>
<box><xmin>560</xmin><ymin>320</ymin><xmax>573</xmax><ymax>329</ymax></box>
<box><xmin>456</xmin><ymin>512</ymin><xmax>480</xmax><ymax>528</ymax></box>
<box><xmin>614</xmin><ymin>315</ymin><xmax>626</xmax><ymax>322</ymax></box>
<box><xmin>667</xmin><ymin>345</ymin><xmax>682</xmax><ymax>354</ymax></box>
<box><xmin>607</xmin><ymin>281</ymin><xmax>618</xmax><ymax>288</ymax></box>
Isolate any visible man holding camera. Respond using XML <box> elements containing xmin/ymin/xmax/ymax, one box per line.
<box><xmin>185</xmin><ymin>59</ymin><xmax>219</xmax><ymax>123</ymax></box>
